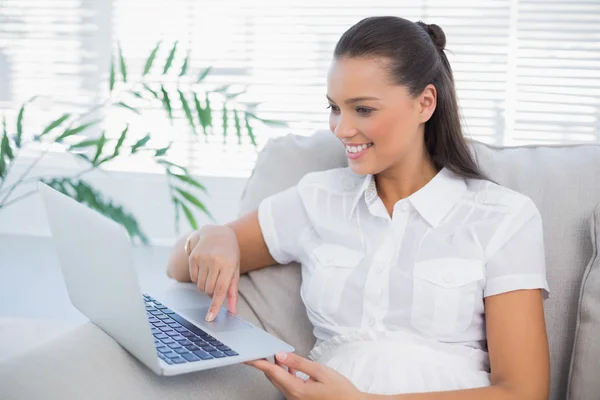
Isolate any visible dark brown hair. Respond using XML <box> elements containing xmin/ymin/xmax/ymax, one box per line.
<box><xmin>334</xmin><ymin>16</ymin><xmax>488</xmax><ymax>181</ymax></box>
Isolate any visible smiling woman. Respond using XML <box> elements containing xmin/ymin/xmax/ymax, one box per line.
<box><xmin>325</xmin><ymin>20</ymin><xmax>486</xmax><ymax>186</ymax></box>
<box><xmin>169</xmin><ymin>15</ymin><xmax>551</xmax><ymax>400</ymax></box>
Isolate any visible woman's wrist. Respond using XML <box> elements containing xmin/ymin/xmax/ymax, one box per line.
<box><xmin>185</xmin><ymin>224</ymin><xmax>232</xmax><ymax>256</ymax></box>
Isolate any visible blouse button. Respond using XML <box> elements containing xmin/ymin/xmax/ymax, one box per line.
<box><xmin>369</xmin><ymin>316</ymin><xmax>376</xmax><ymax>327</ymax></box>
<box><xmin>443</xmin><ymin>273</ymin><xmax>453</xmax><ymax>284</ymax></box>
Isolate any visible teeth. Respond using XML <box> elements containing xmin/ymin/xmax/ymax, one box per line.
<box><xmin>346</xmin><ymin>143</ymin><xmax>372</xmax><ymax>153</ymax></box>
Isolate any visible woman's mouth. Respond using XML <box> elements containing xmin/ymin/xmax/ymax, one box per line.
<box><xmin>345</xmin><ymin>142</ymin><xmax>373</xmax><ymax>160</ymax></box>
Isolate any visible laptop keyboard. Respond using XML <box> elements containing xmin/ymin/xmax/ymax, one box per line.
<box><xmin>143</xmin><ymin>294</ymin><xmax>239</xmax><ymax>365</ymax></box>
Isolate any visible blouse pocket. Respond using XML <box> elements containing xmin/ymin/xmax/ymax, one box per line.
<box><xmin>410</xmin><ymin>258</ymin><xmax>484</xmax><ymax>337</ymax></box>
<box><xmin>303</xmin><ymin>243</ymin><xmax>364</xmax><ymax>316</ymax></box>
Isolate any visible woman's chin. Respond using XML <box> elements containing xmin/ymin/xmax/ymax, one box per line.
<box><xmin>348</xmin><ymin>161</ymin><xmax>375</xmax><ymax>176</ymax></box>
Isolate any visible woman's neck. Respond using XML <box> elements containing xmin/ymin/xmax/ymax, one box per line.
<box><xmin>374</xmin><ymin>157</ymin><xmax>439</xmax><ymax>216</ymax></box>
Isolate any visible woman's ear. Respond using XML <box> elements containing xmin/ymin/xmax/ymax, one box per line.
<box><xmin>418</xmin><ymin>84</ymin><xmax>437</xmax><ymax>123</ymax></box>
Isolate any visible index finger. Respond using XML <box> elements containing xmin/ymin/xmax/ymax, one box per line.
<box><xmin>206</xmin><ymin>268</ymin><xmax>233</xmax><ymax>321</ymax></box>
<box><xmin>275</xmin><ymin>353</ymin><xmax>324</xmax><ymax>380</ymax></box>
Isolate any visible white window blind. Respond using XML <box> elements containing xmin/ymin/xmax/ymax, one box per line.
<box><xmin>1</xmin><ymin>0</ymin><xmax>599</xmax><ymax>177</ymax></box>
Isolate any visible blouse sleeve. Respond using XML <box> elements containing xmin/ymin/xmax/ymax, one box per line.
<box><xmin>257</xmin><ymin>184</ymin><xmax>310</xmax><ymax>265</ymax></box>
<box><xmin>484</xmin><ymin>197</ymin><xmax>550</xmax><ymax>298</ymax></box>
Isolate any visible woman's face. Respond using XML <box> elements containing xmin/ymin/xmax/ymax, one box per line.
<box><xmin>326</xmin><ymin>56</ymin><xmax>436</xmax><ymax>176</ymax></box>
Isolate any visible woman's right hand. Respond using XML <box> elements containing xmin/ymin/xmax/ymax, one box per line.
<box><xmin>187</xmin><ymin>225</ymin><xmax>241</xmax><ymax>321</ymax></box>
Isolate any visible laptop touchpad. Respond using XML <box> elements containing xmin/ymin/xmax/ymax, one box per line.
<box><xmin>179</xmin><ymin>307</ymin><xmax>252</xmax><ymax>332</ymax></box>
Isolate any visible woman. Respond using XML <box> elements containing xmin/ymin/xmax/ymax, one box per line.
<box><xmin>166</xmin><ymin>16</ymin><xmax>550</xmax><ymax>399</ymax></box>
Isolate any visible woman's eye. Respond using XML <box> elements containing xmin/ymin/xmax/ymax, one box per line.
<box><xmin>327</xmin><ymin>104</ymin><xmax>340</xmax><ymax>113</ymax></box>
<box><xmin>356</xmin><ymin>107</ymin><xmax>372</xmax><ymax>115</ymax></box>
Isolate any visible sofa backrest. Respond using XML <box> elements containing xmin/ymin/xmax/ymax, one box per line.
<box><xmin>237</xmin><ymin>130</ymin><xmax>600</xmax><ymax>400</ymax></box>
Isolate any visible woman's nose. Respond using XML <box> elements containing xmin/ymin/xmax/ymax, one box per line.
<box><xmin>333</xmin><ymin>116</ymin><xmax>359</xmax><ymax>140</ymax></box>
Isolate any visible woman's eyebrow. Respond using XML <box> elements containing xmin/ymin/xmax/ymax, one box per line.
<box><xmin>326</xmin><ymin>95</ymin><xmax>380</xmax><ymax>104</ymax></box>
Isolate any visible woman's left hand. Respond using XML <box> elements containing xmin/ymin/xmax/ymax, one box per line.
<box><xmin>246</xmin><ymin>352</ymin><xmax>364</xmax><ymax>400</ymax></box>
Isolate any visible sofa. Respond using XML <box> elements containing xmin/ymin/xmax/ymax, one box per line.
<box><xmin>1</xmin><ymin>131</ymin><xmax>599</xmax><ymax>400</ymax></box>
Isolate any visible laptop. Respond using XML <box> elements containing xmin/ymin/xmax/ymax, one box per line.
<box><xmin>38</xmin><ymin>181</ymin><xmax>294</xmax><ymax>376</ymax></box>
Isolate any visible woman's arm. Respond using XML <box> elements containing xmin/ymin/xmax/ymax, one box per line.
<box><xmin>166</xmin><ymin>210</ymin><xmax>277</xmax><ymax>281</ymax></box>
<box><xmin>369</xmin><ymin>289</ymin><xmax>550</xmax><ymax>400</ymax></box>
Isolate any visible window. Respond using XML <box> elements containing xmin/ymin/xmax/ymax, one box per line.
<box><xmin>1</xmin><ymin>0</ymin><xmax>599</xmax><ymax>177</ymax></box>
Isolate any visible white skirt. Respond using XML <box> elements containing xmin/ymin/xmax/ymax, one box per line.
<box><xmin>307</xmin><ymin>329</ymin><xmax>491</xmax><ymax>395</ymax></box>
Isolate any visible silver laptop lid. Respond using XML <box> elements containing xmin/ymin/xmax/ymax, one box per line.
<box><xmin>38</xmin><ymin>182</ymin><xmax>160</xmax><ymax>374</ymax></box>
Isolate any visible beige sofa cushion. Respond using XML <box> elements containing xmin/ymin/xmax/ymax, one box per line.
<box><xmin>237</xmin><ymin>131</ymin><xmax>600</xmax><ymax>400</ymax></box>
<box><xmin>568</xmin><ymin>203</ymin><xmax>600</xmax><ymax>400</ymax></box>
<box><xmin>470</xmin><ymin>142</ymin><xmax>600</xmax><ymax>400</ymax></box>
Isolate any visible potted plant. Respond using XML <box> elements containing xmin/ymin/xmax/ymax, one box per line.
<box><xmin>0</xmin><ymin>42</ymin><xmax>284</xmax><ymax>244</ymax></box>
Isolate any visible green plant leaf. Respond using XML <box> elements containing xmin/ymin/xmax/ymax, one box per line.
<box><xmin>178</xmin><ymin>90</ymin><xmax>195</xmax><ymax>134</ymax></box>
<box><xmin>0</xmin><ymin>155</ymin><xmax>5</xmax><ymax>179</ymax></box>
<box><xmin>169</xmin><ymin>172</ymin><xmax>207</xmax><ymax>193</ymax></box>
<box><xmin>92</xmin><ymin>131</ymin><xmax>107</xmax><ymax>165</ymax></box>
<box><xmin>143</xmin><ymin>41</ymin><xmax>162</xmax><ymax>75</ymax></box>
<box><xmin>2</xmin><ymin>135</ymin><xmax>13</xmax><ymax>160</ymax></box>
<box><xmin>161</xmin><ymin>85</ymin><xmax>172</xmax><ymax>120</ymax></box>
<box><xmin>244</xmin><ymin>112</ymin><xmax>257</xmax><ymax>146</ymax></box>
<box><xmin>172</xmin><ymin>197</ymin><xmax>181</xmax><ymax>233</ymax></box>
<box><xmin>95</xmin><ymin>125</ymin><xmax>129</xmax><ymax>166</ymax></box>
<box><xmin>55</xmin><ymin>120</ymin><xmax>100</xmax><ymax>143</ymax></box>
<box><xmin>245</xmin><ymin>112</ymin><xmax>287</xmax><ymax>127</ymax></box>
<box><xmin>178</xmin><ymin>200</ymin><xmax>197</xmax><ymax>230</ymax></box>
<box><xmin>118</xmin><ymin>44</ymin><xmax>127</xmax><ymax>82</ymax></box>
<box><xmin>41</xmin><ymin>113</ymin><xmax>71</xmax><ymax>136</ymax></box>
<box><xmin>12</xmin><ymin>96</ymin><xmax>37</xmax><ymax>148</ymax></box>
<box><xmin>175</xmin><ymin>187</ymin><xmax>212</xmax><ymax>219</ymax></box>
<box><xmin>43</xmin><ymin>178</ymin><xmax>149</xmax><ymax>245</ymax></box>
<box><xmin>222</xmin><ymin>102</ymin><xmax>228</xmax><ymax>141</ymax></box>
<box><xmin>0</xmin><ymin>117</ymin><xmax>9</xmax><ymax>177</ymax></box>
<box><xmin>179</xmin><ymin>52</ymin><xmax>189</xmax><ymax>76</ymax></box>
<box><xmin>1</xmin><ymin>129</ymin><xmax>14</xmax><ymax>165</ymax></box>
<box><xmin>163</xmin><ymin>41</ymin><xmax>178</xmax><ymax>74</ymax></box>
<box><xmin>68</xmin><ymin>138</ymin><xmax>102</xmax><ymax>150</ymax></box>
<box><xmin>234</xmin><ymin>109</ymin><xmax>242</xmax><ymax>144</ymax></box>
<box><xmin>213</xmin><ymin>84</ymin><xmax>231</xmax><ymax>94</ymax></box>
<box><xmin>116</xmin><ymin>102</ymin><xmax>140</xmax><ymax>114</ymax></box>
<box><xmin>131</xmin><ymin>133</ymin><xmax>150</xmax><ymax>153</ymax></box>
<box><xmin>143</xmin><ymin>84</ymin><xmax>160</xmax><ymax>100</ymax></box>
<box><xmin>157</xmin><ymin>159</ymin><xmax>188</xmax><ymax>174</ymax></box>
<box><xmin>113</xmin><ymin>125</ymin><xmax>128</xmax><ymax>156</ymax></box>
<box><xmin>75</xmin><ymin>153</ymin><xmax>92</xmax><ymax>164</ymax></box>
<box><xmin>194</xmin><ymin>93</ymin><xmax>208</xmax><ymax>136</ymax></box>
<box><xmin>109</xmin><ymin>59</ymin><xmax>115</xmax><ymax>92</ymax></box>
<box><xmin>196</xmin><ymin>66</ymin><xmax>212</xmax><ymax>83</ymax></box>
<box><xmin>225</xmin><ymin>89</ymin><xmax>247</xmax><ymax>100</ymax></box>
<box><xmin>155</xmin><ymin>144</ymin><xmax>171</xmax><ymax>157</ymax></box>
<box><xmin>205</xmin><ymin>93</ymin><xmax>213</xmax><ymax>129</ymax></box>
<box><xmin>15</xmin><ymin>103</ymin><xmax>25</xmax><ymax>148</ymax></box>
<box><xmin>130</xmin><ymin>91</ymin><xmax>143</xmax><ymax>99</ymax></box>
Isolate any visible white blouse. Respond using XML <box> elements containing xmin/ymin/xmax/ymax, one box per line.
<box><xmin>257</xmin><ymin>167</ymin><xmax>549</xmax><ymax>351</ymax></box>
